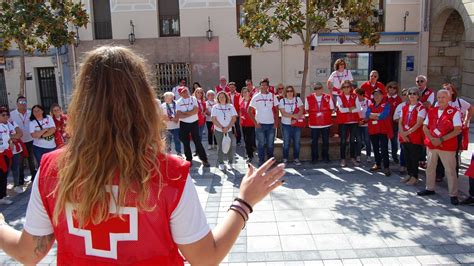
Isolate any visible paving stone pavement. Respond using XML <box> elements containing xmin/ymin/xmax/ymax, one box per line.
<box><xmin>0</xmin><ymin>129</ymin><xmax>473</xmax><ymax>265</ymax></box>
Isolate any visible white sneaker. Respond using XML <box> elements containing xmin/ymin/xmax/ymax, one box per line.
<box><xmin>227</xmin><ymin>162</ymin><xmax>234</xmax><ymax>169</ymax></box>
<box><xmin>14</xmin><ymin>186</ymin><xmax>24</xmax><ymax>194</ymax></box>
<box><xmin>208</xmin><ymin>146</ymin><xmax>213</xmax><ymax>150</ymax></box>
<box><xmin>0</xmin><ymin>198</ymin><xmax>13</xmax><ymax>205</ymax></box>
<box><xmin>294</xmin><ymin>159</ymin><xmax>302</xmax><ymax>166</ymax></box>
<box><xmin>24</xmin><ymin>175</ymin><xmax>32</xmax><ymax>182</ymax></box>
<box><xmin>218</xmin><ymin>164</ymin><xmax>225</xmax><ymax>171</ymax></box>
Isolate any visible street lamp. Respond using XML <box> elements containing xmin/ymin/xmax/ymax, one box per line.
<box><xmin>206</xmin><ymin>16</ymin><xmax>213</xmax><ymax>41</ymax></box>
<box><xmin>129</xmin><ymin>20</ymin><xmax>136</xmax><ymax>45</ymax></box>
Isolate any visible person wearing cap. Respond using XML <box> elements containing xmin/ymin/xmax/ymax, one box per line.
<box><xmin>305</xmin><ymin>82</ymin><xmax>334</xmax><ymax>163</ymax></box>
<box><xmin>398</xmin><ymin>87</ymin><xmax>426</xmax><ymax>185</ymax></box>
<box><xmin>176</xmin><ymin>87</ymin><xmax>210</xmax><ymax>167</ymax></box>
<box><xmin>336</xmin><ymin>80</ymin><xmax>361</xmax><ymax>167</ymax></box>
<box><xmin>228</xmin><ymin>82</ymin><xmax>242</xmax><ymax>146</ymax></box>
<box><xmin>172</xmin><ymin>78</ymin><xmax>189</xmax><ymax>100</ymax></box>
<box><xmin>366</xmin><ymin>88</ymin><xmax>392</xmax><ymax>176</ymax></box>
<box><xmin>249</xmin><ymin>79</ymin><xmax>279</xmax><ymax>166</ymax></box>
<box><xmin>10</xmin><ymin>96</ymin><xmax>36</xmax><ymax>185</ymax></box>
<box><xmin>360</xmin><ymin>70</ymin><xmax>386</xmax><ymax>100</ymax></box>
<box><xmin>205</xmin><ymin>90</ymin><xmax>217</xmax><ymax>150</ymax></box>
<box><xmin>418</xmin><ymin>89</ymin><xmax>461</xmax><ymax>205</ymax></box>
<box><xmin>215</xmin><ymin>76</ymin><xmax>230</xmax><ymax>93</ymax></box>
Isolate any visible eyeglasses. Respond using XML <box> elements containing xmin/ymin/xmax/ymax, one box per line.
<box><xmin>408</xmin><ymin>92</ymin><xmax>418</xmax><ymax>95</ymax></box>
<box><xmin>18</xmin><ymin>101</ymin><xmax>27</xmax><ymax>104</ymax></box>
<box><xmin>416</xmin><ymin>80</ymin><xmax>425</xmax><ymax>83</ymax></box>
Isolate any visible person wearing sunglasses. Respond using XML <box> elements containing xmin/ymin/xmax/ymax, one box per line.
<box><xmin>386</xmin><ymin>82</ymin><xmax>402</xmax><ymax>164</ymax></box>
<box><xmin>415</xmin><ymin>75</ymin><xmax>433</xmax><ymax>169</ymax></box>
<box><xmin>9</xmin><ymin>97</ymin><xmax>36</xmax><ymax>186</ymax></box>
<box><xmin>398</xmin><ymin>88</ymin><xmax>427</xmax><ymax>186</ymax></box>
<box><xmin>393</xmin><ymin>88</ymin><xmax>409</xmax><ymax>175</ymax></box>
<box><xmin>360</xmin><ymin>70</ymin><xmax>387</xmax><ymax>100</ymax></box>
<box><xmin>279</xmin><ymin>85</ymin><xmax>304</xmax><ymax>165</ymax></box>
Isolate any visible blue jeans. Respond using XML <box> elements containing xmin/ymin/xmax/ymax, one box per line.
<box><xmin>255</xmin><ymin>123</ymin><xmax>275</xmax><ymax>165</ymax></box>
<box><xmin>311</xmin><ymin>127</ymin><xmax>330</xmax><ymax>161</ymax></box>
<box><xmin>33</xmin><ymin>146</ymin><xmax>55</xmax><ymax>168</ymax></box>
<box><xmin>166</xmin><ymin>128</ymin><xmax>181</xmax><ymax>154</ymax></box>
<box><xmin>358</xmin><ymin>126</ymin><xmax>371</xmax><ymax>158</ymax></box>
<box><xmin>11</xmin><ymin>153</ymin><xmax>20</xmax><ymax>187</ymax></box>
<box><xmin>282</xmin><ymin>124</ymin><xmax>301</xmax><ymax>160</ymax></box>
<box><xmin>198</xmin><ymin>125</ymin><xmax>205</xmax><ymax>140</ymax></box>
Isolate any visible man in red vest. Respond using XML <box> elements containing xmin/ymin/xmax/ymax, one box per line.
<box><xmin>360</xmin><ymin>70</ymin><xmax>386</xmax><ymax>100</ymax></box>
<box><xmin>305</xmin><ymin>82</ymin><xmax>334</xmax><ymax>163</ymax></box>
<box><xmin>215</xmin><ymin>76</ymin><xmax>230</xmax><ymax>93</ymax></box>
<box><xmin>416</xmin><ymin>75</ymin><xmax>433</xmax><ymax>169</ymax></box>
<box><xmin>228</xmin><ymin>82</ymin><xmax>242</xmax><ymax>145</ymax></box>
<box><xmin>418</xmin><ymin>89</ymin><xmax>462</xmax><ymax>205</ymax></box>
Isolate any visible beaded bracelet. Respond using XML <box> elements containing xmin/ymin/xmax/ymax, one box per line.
<box><xmin>234</xmin><ymin>197</ymin><xmax>253</xmax><ymax>213</ymax></box>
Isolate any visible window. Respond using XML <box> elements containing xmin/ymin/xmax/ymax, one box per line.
<box><xmin>159</xmin><ymin>0</ymin><xmax>180</xmax><ymax>37</ymax></box>
<box><xmin>92</xmin><ymin>0</ymin><xmax>112</xmax><ymax>39</ymax></box>
<box><xmin>349</xmin><ymin>0</ymin><xmax>384</xmax><ymax>32</ymax></box>
<box><xmin>236</xmin><ymin>0</ymin><xmax>246</xmax><ymax>32</ymax></box>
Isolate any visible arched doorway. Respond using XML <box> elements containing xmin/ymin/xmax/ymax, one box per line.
<box><xmin>428</xmin><ymin>9</ymin><xmax>465</xmax><ymax>92</ymax></box>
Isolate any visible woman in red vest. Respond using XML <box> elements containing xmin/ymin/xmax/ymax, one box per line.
<box><xmin>336</xmin><ymin>80</ymin><xmax>361</xmax><ymax>167</ymax></box>
<box><xmin>50</xmin><ymin>103</ymin><xmax>68</xmax><ymax>148</ymax></box>
<box><xmin>305</xmin><ymin>82</ymin><xmax>334</xmax><ymax>163</ymax></box>
<box><xmin>418</xmin><ymin>89</ymin><xmax>462</xmax><ymax>205</ymax></box>
<box><xmin>366</xmin><ymin>89</ymin><xmax>393</xmax><ymax>176</ymax></box>
<box><xmin>193</xmin><ymin>87</ymin><xmax>207</xmax><ymax>140</ymax></box>
<box><xmin>0</xmin><ymin>46</ymin><xmax>286</xmax><ymax>265</ymax></box>
<box><xmin>240</xmin><ymin>87</ymin><xmax>255</xmax><ymax>163</ymax></box>
<box><xmin>386</xmin><ymin>82</ymin><xmax>402</xmax><ymax>164</ymax></box>
<box><xmin>398</xmin><ymin>87</ymin><xmax>427</xmax><ymax>185</ymax></box>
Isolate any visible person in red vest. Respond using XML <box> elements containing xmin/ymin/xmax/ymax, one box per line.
<box><xmin>360</xmin><ymin>70</ymin><xmax>387</xmax><ymax>100</ymax></box>
<box><xmin>415</xmin><ymin>75</ymin><xmax>434</xmax><ymax>169</ymax></box>
<box><xmin>305</xmin><ymin>82</ymin><xmax>334</xmax><ymax>163</ymax></box>
<box><xmin>215</xmin><ymin>76</ymin><xmax>230</xmax><ymax>93</ymax></box>
<box><xmin>386</xmin><ymin>82</ymin><xmax>402</xmax><ymax>164</ymax></box>
<box><xmin>0</xmin><ymin>107</ymin><xmax>14</xmax><ymax>204</ymax></box>
<box><xmin>366</xmin><ymin>89</ymin><xmax>393</xmax><ymax>176</ymax></box>
<box><xmin>193</xmin><ymin>87</ymin><xmax>207</xmax><ymax>141</ymax></box>
<box><xmin>228</xmin><ymin>82</ymin><xmax>242</xmax><ymax>146</ymax></box>
<box><xmin>279</xmin><ymin>85</ymin><xmax>304</xmax><ymax>165</ymax></box>
<box><xmin>460</xmin><ymin>151</ymin><xmax>474</xmax><ymax>205</ymax></box>
<box><xmin>239</xmin><ymin>87</ymin><xmax>256</xmax><ymax>163</ymax></box>
<box><xmin>355</xmin><ymin>88</ymin><xmax>371</xmax><ymax>163</ymax></box>
<box><xmin>246</xmin><ymin>79</ymin><xmax>258</xmax><ymax>97</ymax></box>
<box><xmin>418</xmin><ymin>89</ymin><xmax>462</xmax><ymax>205</ymax></box>
<box><xmin>336</xmin><ymin>80</ymin><xmax>361</xmax><ymax>167</ymax></box>
<box><xmin>0</xmin><ymin>46</ymin><xmax>286</xmax><ymax>265</ymax></box>
<box><xmin>398</xmin><ymin>87</ymin><xmax>427</xmax><ymax>185</ymax></box>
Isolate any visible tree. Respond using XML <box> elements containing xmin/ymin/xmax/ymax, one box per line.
<box><xmin>0</xmin><ymin>0</ymin><xmax>89</xmax><ymax>97</ymax></box>
<box><xmin>238</xmin><ymin>0</ymin><xmax>381</xmax><ymax>98</ymax></box>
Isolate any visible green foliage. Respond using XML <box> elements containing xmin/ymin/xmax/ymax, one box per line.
<box><xmin>0</xmin><ymin>0</ymin><xmax>89</xmax><ymax>53</ymax></box>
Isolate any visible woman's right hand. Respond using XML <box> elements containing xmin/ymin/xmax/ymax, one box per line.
<box><xmin>238</xmin><ymin>158</ymin><xmax>286</xmax><ymax>207</ymax></box>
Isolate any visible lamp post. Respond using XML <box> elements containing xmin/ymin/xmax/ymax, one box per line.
<box><xmin>206</xmin><ymin>16</ymin><xmax>213</xmax><ymax>41</ymax></box>
<box><xmin>129</xmin><ymin>20</ymin><xmax>136</xmax><ymax>45</ymax></box>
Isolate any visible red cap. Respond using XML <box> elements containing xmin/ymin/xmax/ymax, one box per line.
<box><xmin>178</xmin><ymin>86</ymin><xmax>187</xmax><ymax>94</ymax></box>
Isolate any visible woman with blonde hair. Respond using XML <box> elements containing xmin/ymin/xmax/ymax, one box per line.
<box><xmin>193</xmin><ymin>87</ymin><xmax>207</xmax><ymax>140</ymax></box>
<box><xmin>0</xmin><ymin>46</ymin><xmax>285</xmax><ymax>264</ymax></box>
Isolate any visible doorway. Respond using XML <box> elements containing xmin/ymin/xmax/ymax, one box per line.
<box><xmin>228</xmin><ymin>56</ymin><xmax>251</xmax><ymax>92</ymax></box>
<box><xmin>372</xmin><ymin>52</ymin><xmax>400</xmax><ymax>84</ymax></box>
<box><xmin>37</xmin><ymin>67</ymin><xmax>59</xmax><ymax>112</ymax></box>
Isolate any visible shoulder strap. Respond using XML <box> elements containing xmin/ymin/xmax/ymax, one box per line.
<box><xmin>35</xmin><ymin>118</ymin><xmax>43</xmax><ymax>130</ymax></box>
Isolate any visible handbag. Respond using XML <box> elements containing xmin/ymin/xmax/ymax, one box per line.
<box><xmin>289</xmin><ymin>98</ymin><xmax>307</xmax><ymax>128</ymax></box>
<box><xmin>221</xmin><ymin>132</ymin><xmax>231</xmax><ymax>154</ymax></box>
<box><xmin>35</xmin><ymin>118</ymin><xmax>55</xmax><ymax>142</ymax></box>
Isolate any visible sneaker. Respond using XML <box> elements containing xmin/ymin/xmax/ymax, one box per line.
<box><xmin>419</xmin><ymin>161</ymin><xmax>427</xmax><ymax>169</ymax></box>
<box><xmin>400</xmin><ymin>175</ymin><xmax>411</xmax><ymax>183</ymax></box>
<box><xmin>450</xmin><ymin>196</ymin><xmax>459</xmax><ymax>205</ymax></box>
<box><xmin>24</xmin><ymin>175</ymin><xmax>32</xmax><ymax>183</ymax></box>
<box><xmin>406</xmin><ymin>177</ymin><xmax>420</xmax><ymax>185</ymax></box>
<box><xmin>351</xmin><ymin>158</ymin><xmax>359</xmax><ymax>166</ymax></box>
<box><xmin>218</xmin><ymin>164</ymin><xmax>225</xmax><ymax>171</ymax></box>
<box><xmin>294</xmin><ymin>159</ymin><xmax>302</xmax><ymax>166</ymax></box>
<box><xmin>14</xmin><ymin>186</ymin><xmax>24</xmax><ymax>194</ymax></box>
<box><xmin>0</xmin><ymin>198</ymin><xmax>12</xmax><ymax>205</ymax></box>
<box><xmin>417</xmin><ymin>189</ymin><xmax>435</xmax><ymax>196</ymax></box>
<box><xmin>227</xmin><ymin>162</ymin><xmax>234</xmax><ymax>169</ymax></box>
<box><xmin>460</xmin><ymin>197</ymin><xmax>474</xmax><ymax>205</ymax></box>
<box><xmin>340</xmin><ymin>159</ymin><xmax>346</xmax><ymax>167</ymax></box>
<box><xmin>283</xmin><ymin>159</ymin><xmax>288</xmax><ymax>164</ymax></box>
<box><xmin>208</xmin><ymin>146</ymin><xmax>213</xmax><ymax>150</ymax></box>
<box><xmin>369</xmin><ymin>164</ymin><xmax>381</xmax><ymax>172</ymax></box>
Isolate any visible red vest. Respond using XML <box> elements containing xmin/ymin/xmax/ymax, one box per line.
<box><xmin>215</xmin><ymin>85</ymin><xmax>230</xmax><ymax>93</ymax></box>
<box><xmin>420</xmin><ymin>87</ymin><xmax>434</xmax><ymax>104</ymax></box>
<box><xmin>424</xmin><ymin>106</ymin><xmax>459</xmax><ymax>151</ymax></box>
<box><xmin>387</xmin><ymin>95</ymin><xmax>402</xmax><ymax>120</ymax></box>
<box><xmin>361</xmin><ymin>81</ymin><xmax>387</xmax><ymax>99</ymax></box>
<box><xmin>197</xmin><ymin>99</ymin><xmax>206</xmax><ymax>126</ymax></box>
<box><xmin>240</xmin><ymin>100</ymin><xmax>255</xmax><ymax>127</ymax></box>
<box><xmin>336</xmin><ymin>93</ymin><xmax>360</xmax><ymax>124</ymax></box>
<box><xmin>367</xmin><ymin>102</ymin><xmax>393</xmax><ymax>138</ymax></box>
<box><xmin>228</xmin><ymin>92</ymin><xmax>241</xmax><ymax>114</ymax></box>
<box><xmin>306</xmin><ymin>93</ymin><xmax>332</xmax><ymax>127</ymax></box>
<box><xmin>465</xmin><ymin>152</ymin><xmax>474</xmax><ymax>179</ymax></box>
<box><xmin>38</xmin><ymin>150</ymin><xmax>189</xmax><ymax>265</ymax></box>
<box><xmin>399</xmin><ymin>102</ymin><xmax>425</xmax><ymax>145</ymax></box>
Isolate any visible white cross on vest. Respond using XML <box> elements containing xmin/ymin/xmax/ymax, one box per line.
<box><xmin>65</xmin><ymin>186</ymin><xmax>138</xmax><ymax>259</ymax></box>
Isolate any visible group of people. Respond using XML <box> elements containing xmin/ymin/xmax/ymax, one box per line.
<box><xmin>0</xmin><ymin>97</ymin><xmax>68</xmax><ymax>205</ymax></box>
<box><xmin>162</xmin><ymin>58</ymin><xmax>473</xmax><ymax>205</ymax></box>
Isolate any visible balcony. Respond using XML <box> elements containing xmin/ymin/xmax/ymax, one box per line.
<box><xmin>159</xmin><ymin>15</ymin><xmax>180</xmax><ymax>37</ymax></box>
<box><xmin>94</xmin><ymin>21</ymin><xmax>112</xmax><ymax>40</ymax></box>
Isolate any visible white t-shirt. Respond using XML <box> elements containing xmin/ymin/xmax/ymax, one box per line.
<box><xmin>2</xmin><ymin>121</ymin><xmax>22</xmax><ymax>154</ymax></box>
<box><xmin>0</xmin><ymin>123</ymin><xmax>12</xmax><ymax>153</ymax></box>
<box><xmin>304</xmin><ymin>95</ymin><xmax>335</xmax><ymax>129</ymax></box>
<box><xmin>23</xmin><ymin>171</ymin><xmax>210</xmax><ymax>245</ymax></box>
<box><xmin>29</xmin><ymin>115</ymin><xmax>56</xmax><ymax>149</ymax></box>
<box><xmin>211</xmin><ymin>104</ymin><xmax>237</xmax><ymax>132</ymax></box>
<box><xmin>328</xmin><ymin>70</ymin><xmax>354</xmax><ymax>92</ymax></box>
<box><xmin>249</xmin><ymin>92</ymin><xmax>279</xmax><ymax>124</ymax></box>
<box><xmin>205</xmin><ymin>100</ymin><xmax>216</xmax><ymax>122</ymax></box>
<box><xmin>161</xmin><ymin>102</ymin><xmax>179</xmax><ymax>130</ymax></box>
<box><xmin>176</xmin><ymin>96</ymin><xmax>199</xmax><ymax>124</ymax></box>
<box><xmin>423</xmin><ymin>108</ymin><xmax>462</xmax><ymax>127</ymax></box>
<box><xmin>279</xmin><ymin>97</ymin><xmax>304</xmax><ymax>125</ymax></box>
<box><xmin>393</xmin><ymin>102</ymin><xmax>407</xmax><ymax>121</ymax></box>
<box><xmin>10</xmin><ymin>109</ymin><xmax>33</xmax><ymax>143</ymax></box>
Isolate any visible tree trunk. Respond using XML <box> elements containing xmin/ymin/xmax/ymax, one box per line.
<box><xmin>19</xmin><ymin>49</ymin><xmax>26</xmax><ymax>97</ymax></box>
<box><xmin>301</xmin><ymin>42</ymin><xmax>310</xmax><ymax>99</ymax></box>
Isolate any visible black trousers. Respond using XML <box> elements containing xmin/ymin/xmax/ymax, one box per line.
<box><xmin>0</xmin><ymin>155</ymin><xmax>10</xmax><ymax>199</ymax></box>
<box><xmin>370</xmin><ymin>134</ymin><xmax>389</xmax><ymax>168</ymax></box>
<box><xmin>469</xmin><ymin>178</ymin><xmax>474</xmax><ymax>197</ymax></box>
<box><xmin>234</xmin><ymin>118</ymin><xmax>242</xmax><ymax>144</ymax></box>
<box><xmin>242</xmin><ymin>126</ymin><xmax>255</xmax><ymax>159</ymax></box>
<box><xmin>402</xmin><ymin>143</ymin><xmax>422</xmax><ymax>178</ymax></box>
<box><xmin>339</xmin><ymin>123</ymin><xmax>358</xmax><ymax>159</ymax></box>
<box><xmin>179</xmin><ymin>121</ymin><xmax>208</xmax><ymax>163</ymax></box>
<box><xmin>19</xmin><ymin>140</ymin><xmax>36</xmax><ymax>184</ymax></box>
<box><xmin>206</xmin><ymin>121</ymin><xmax>216</xmax><ymax>145</ymax></box>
